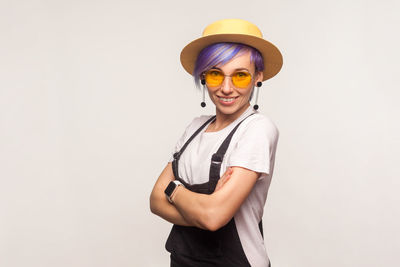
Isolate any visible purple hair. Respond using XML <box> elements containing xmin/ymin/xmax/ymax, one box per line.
<box><xmin>193</xmin><ymin>42</ymin><xmax>264</xmax><ymax>88</ymax></box>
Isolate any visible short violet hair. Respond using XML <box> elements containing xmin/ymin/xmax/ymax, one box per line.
<box><xmin>193</xmin><ymin>42</ymin><xmax>264</xmax><ymax>88</ymax></box>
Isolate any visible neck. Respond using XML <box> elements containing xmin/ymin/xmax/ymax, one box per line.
<box><xmin>212</xmin><ymin>102</ymin><xmax>250</xmax><ymax>131</ymax></box>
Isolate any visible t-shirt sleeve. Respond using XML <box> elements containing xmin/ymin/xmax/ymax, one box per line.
<box><xmin>167</xmin><ymin>116</ymin><xmax>204</xmax><ymax>163</ymax></box>
<box><xmin>227</xmin><ymin>116</ymin><xmax>279</xmax><ymax>179</ymax></box>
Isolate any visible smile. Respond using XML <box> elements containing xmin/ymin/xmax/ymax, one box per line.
<box><xmin>217</xmin><ymin>96</ymin><xmax>238</xmax><ymax>105</ymax></box>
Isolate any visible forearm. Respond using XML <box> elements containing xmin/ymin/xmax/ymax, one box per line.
<box><xmin>150</xmin><ymin>162</ymin><xmax>193</xmax><ymax>226</ymax></box>
<box><xmin>150</xmin><ymin>190</ymin><xmax>192</xmax><ymax>226</ymax></box>
<box><xmin>171</xmin><ymin>166</ymin><xmax>259</xmax><ymax>231</ymax></box>
<box><xmin>172</xmin><ymin>186</ymin><xmax>216</xmax><ymax>230</ymax></box>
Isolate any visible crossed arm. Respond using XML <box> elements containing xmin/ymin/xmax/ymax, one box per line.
<box><xmin>149</xmin><ymin>162</ymin><xmax>260</xmax><ymax>231</ymax></box>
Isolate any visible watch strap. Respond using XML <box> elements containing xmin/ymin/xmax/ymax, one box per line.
<box><xmin>165</xmin><ymin>180</ymin><xmax>184</xmax><ymax>203</ymax></box>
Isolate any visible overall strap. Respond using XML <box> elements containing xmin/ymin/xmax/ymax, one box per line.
<box><xmin>172</xmin><ymin>115</ymin><xmax>216</xmax><ymax>180</ymax></box>
<box><xmin>208</xmin><ymin>113</ymin><xmax>256</xmax><ymax>191</ymax></box>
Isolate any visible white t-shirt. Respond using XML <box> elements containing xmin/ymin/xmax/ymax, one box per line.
<box><xmin>168</xmin><ymin>105</ymin><xmax>279</xmax><ymax>267</ymax></box>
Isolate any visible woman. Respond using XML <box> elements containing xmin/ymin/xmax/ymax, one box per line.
<box><xmin>150</xmin><ymin>18</ymin><xmax>283</xmax><ymax>267</ymax></box>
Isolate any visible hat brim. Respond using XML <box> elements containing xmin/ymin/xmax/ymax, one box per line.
<box><xmin>180</xmin><ymin>34</ymin><xmax>283</xmax><ymax>82</ymax></box>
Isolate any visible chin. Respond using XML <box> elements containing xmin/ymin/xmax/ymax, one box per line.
<box><xmin>215</xmin><ymin>105</ymin><xmax>241</xmax><ymax>115</ymax></box>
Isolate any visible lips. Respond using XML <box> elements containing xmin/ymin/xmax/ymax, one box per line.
<box><xmin>217</xmin><ymin>96</ymin><xmax>238</xmax><ymax>105</ymax></box>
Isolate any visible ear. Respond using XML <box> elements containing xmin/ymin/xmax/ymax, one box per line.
<box><xmin>200</xmin><ymin>71</ymin><xmax>206</xmax><ymax>80</ymax></box>
<box><xmin>255</xmin><ymin>70</ymin><xmax>263</xmax><ymax>84</ymax></box>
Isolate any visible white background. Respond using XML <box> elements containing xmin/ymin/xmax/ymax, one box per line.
<box><xmin>1</xmin><ymin>0</ymin><xmax>399</xmax><ymax>266</ymax></box>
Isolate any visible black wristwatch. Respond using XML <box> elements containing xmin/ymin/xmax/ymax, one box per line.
<box><xmin>164</xmin><ymin>180</ymin><xmax>184</xmax><ymax>203</ymax></box>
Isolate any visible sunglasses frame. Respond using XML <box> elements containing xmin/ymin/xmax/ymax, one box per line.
<box><xmin>201</xmin><ymin>68</ymin><xmax>255</xmax><ymax>89</ymax></box>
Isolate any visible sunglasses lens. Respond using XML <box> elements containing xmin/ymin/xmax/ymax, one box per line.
<box><xmin>204</xmin><ymin>70</ymin><xmax>252</xmax><ymax>88</ymax></box>
<box><xmin>205</xmin><ymin>70</ymin><xmax>224</xmax><ymax>87</ymax></box>
<box><xmin>232</xmin><ymin>72</ymin><xmax>252</xmax><ymax>88</ymax></box>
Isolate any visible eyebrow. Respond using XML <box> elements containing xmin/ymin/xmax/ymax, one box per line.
<box><xmin>211</xmin><ymin>67</ymin><xmax>250</xmax><ymax>72</ymax></box>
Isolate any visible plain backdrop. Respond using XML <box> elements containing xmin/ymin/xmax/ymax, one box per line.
<box><xmin>1</xmin><ymin>0</ymin><xmax>399</xmax><ymax>266</ymax></box>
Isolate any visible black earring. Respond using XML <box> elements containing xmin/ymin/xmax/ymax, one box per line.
<box><xmin>253</xmin><ymin>81</ymin><xmax>262</xmax><ymax>110</ymax></box>
<box><xmin>201</xmin><ymin>79</ymin><xmax>206</xmax><ymax>107</ymax></box>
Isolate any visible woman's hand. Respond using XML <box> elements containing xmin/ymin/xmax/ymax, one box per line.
<box><xmin>214</xmin><ymin>167</ymin><xmax>233</xmax><ymax>192</ymax></box>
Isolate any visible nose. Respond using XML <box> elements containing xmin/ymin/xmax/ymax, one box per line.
<box><xmin>220</xmin><ymin>76</ymin><xmax>234</xmax><ymax>95</ymax></box>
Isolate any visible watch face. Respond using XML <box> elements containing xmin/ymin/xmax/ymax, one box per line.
<box><xmin>164</xmin><ymin>181</ymin><xmax>177</xmax><ymax>197</ymax></box>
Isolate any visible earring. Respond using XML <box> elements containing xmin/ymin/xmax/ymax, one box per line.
<box><xmin>253</xmin><ymin>81</ymin><xmax>262</xmax><ymax>110</ymax></box>
<box><xmin>201</xmin><ymin>79</ymin><xmax>206</xmax><ymax>107</ymax></box>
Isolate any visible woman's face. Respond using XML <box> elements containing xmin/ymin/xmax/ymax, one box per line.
<box><xmin>205</xmin><ymin>50</ymin><xmax>263</xmax><ymax>119</ymax></box>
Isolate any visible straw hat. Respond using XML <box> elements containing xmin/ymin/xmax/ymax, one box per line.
<box><xmin>180</xmin><ymin>18</ymin><xmax>283</xmax><ymax>81</ymax></box>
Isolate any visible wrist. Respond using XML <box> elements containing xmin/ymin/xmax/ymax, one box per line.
<box><xmin>164</xmin><ymin>180</ymin><xmax>185</xmax><ymax>204</ymax></box>
<box><xmin>170</xmin><ymin>184</ymin><xmax>183</xmax><ymax>203</ymax></box>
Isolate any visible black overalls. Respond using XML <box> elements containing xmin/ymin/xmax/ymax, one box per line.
<box><xmin>166</xmin><ymin>113</ymin><xmax>271</xmax><ymax>267</ymax></box>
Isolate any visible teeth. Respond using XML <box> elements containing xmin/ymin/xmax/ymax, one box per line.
<box><xmin>219</xmin><ymin>97</ymin><xmax>235</xmax><ymax>102</ymax></box>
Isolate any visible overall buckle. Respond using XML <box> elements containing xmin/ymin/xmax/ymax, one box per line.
<box><xmin>211</xmin><ymin>153</ymin><xmax>223</xmax><ymax>164</ymax></box>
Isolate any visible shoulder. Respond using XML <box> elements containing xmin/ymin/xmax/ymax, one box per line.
<box><xmin>194</xmin><ymin>114</ymin><xmax>215</xmax><ymax>125</ymax></box>
<box><xmin>181</xmin><ymin>114</ymin><xmax>214</xmax><ymax>136</ymax></box>
<box><xmin>238</xmin><ymin>113</ymin><xmax>279</xmax><ymax>143</ymax></box>
<box><xmin>228</xmin><ymin>112</ymin><xmax>279</xmax><ymax>176</ymax></box>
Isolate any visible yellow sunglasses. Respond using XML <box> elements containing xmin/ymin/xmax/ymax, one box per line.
<box><xmin>203</xmin><ymin>69</ymin><xmax>253</xmax><ymax>89</ymax></box>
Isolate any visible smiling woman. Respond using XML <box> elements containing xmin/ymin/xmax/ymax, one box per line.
<box><xmin>150</xmin><ymin>18</ymin><xmax>283</xmax><ymax>267</ymax></box>
<box><xmin>200</xmin><ymin>49</ymin><xmax>263</xmax><ymax>129</ymax></box>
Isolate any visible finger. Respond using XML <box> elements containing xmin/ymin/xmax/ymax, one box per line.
<box><xmin>218</xmin><ymin>177</ymin><xmax>226</xmax><ymax>186</ymax></box>
<box><xmin>222</xmin><ymin>167</ymin><xmax>233</xmax><ymax>178</ymax></box>
<box><xmin>225</xmin><ymin>169</ymin><xmax>233</xmax><ymax>180</ymax></box>
<box><xmin>223</xmin><ymin>170</ymin><xmax>232</xmax><ymax>180</ymax></box>
<box><xmin>225</xmin><ymin>168</ymin><xmax>233</xmax><ymax>178</ymax></box>
<box><xmin>219</xmin><ymin>168</ymin><xmax>233</xmax><ymax>185</ymax></box>
<box><xmin>221</xmin><ymin>173</ymin><xmax>232</xmax><ymax>184</ymax></box>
